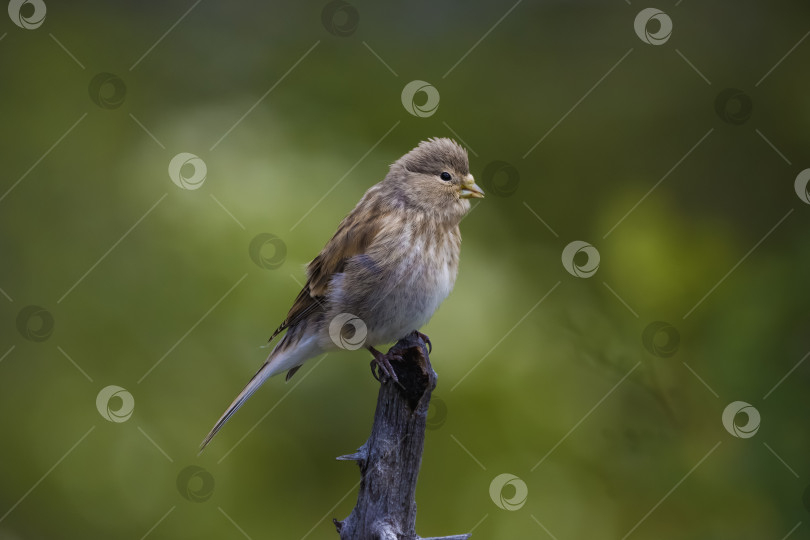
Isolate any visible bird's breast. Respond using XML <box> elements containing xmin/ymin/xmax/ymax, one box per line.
<box><xmin>332</xmin><ymin>221</ymin><xmax>462</xmax><ymax>346</ymax></box>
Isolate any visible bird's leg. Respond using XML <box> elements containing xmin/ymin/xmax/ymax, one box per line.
<box><xmin>414</xmin><ymin>330</ymin><xmax>432</xmax><ymax>353</ymax></box>
<box><xmin>367</xmin><ymin>346</ymin><xmax>402</xmax><ymax>385</ymax></box>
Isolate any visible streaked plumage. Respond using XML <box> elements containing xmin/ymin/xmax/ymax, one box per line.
<box><xmin>201</xmin><ymin>138</ymin><xmax>483</xmax><ymax>450</ymax></box>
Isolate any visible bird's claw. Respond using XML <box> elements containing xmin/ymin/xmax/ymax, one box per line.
<box><xmin>368</xmin><ymin>347</ymin><xmax>403</xmax><ymax>388</ymax></box>
<box><xmin>415</xmin><ymin>331</ymin><xmax>432</xmax><ymax>354</ymax></box>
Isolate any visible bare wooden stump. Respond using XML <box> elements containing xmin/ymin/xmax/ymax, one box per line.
<box><xmin>334</xmin><ymin>332</ymin><xmax>471</xmax><ymax>540</ymax></box>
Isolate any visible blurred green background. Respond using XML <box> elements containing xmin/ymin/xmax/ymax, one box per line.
<box><xmin>2</xmin><ymin>1</ymin><xmax>809</xmax><ymax>538</ymax></box>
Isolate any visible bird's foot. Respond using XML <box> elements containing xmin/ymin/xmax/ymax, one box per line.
<box><xmin>414</xmin><ymin>331</ymin><xmax>432</xmax><ymax>354</ymax></box>
<box><xmin>368</xmin><ymin>346</ymin><xmax>403</xmax><ymax>387</ymax></box>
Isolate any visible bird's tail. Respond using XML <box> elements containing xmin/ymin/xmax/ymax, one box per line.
<box><xmin>199</xmin><ymin>334</ymin><xmax>321</xmax><ymax>451</ymax></box>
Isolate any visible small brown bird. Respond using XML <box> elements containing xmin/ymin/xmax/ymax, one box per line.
<box><xmin>201</xmin><ymin>138</ymin><xmax>483</xmax><ymax>449</ymax></box>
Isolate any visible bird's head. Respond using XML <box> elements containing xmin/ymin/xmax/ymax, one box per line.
<box><xmin>386</xmin><ymin>138</ymin><xmax>484</xmax><ymax>222</ymax></box>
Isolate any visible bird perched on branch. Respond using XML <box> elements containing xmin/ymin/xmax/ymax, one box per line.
<box><xmin>201</xmin><ymin>138</ymin><xmax>484</xmax><ymax>450</ymax></box>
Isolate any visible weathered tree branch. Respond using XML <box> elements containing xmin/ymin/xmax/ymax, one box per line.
<box><xmin>334</xmin><ymin>332</ymin><xmax>471</xmax><ymax>540</ymax></box>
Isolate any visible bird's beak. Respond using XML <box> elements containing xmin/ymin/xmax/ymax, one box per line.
<box><xmin>459</xmin><ymin>174</ymin><xmax>485</xmax><ymax>199</ymax></box>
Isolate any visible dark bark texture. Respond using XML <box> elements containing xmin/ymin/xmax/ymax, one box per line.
<box><xmin>334</xmin><ymin>332</ymin><xmax>471</xmax><ymax>540</ymax></box>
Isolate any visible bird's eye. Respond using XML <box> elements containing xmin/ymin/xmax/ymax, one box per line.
<box><xmin>440</xmin><ymin>172</ymin><xmax>452</xmax><ymax>181</ymax></box>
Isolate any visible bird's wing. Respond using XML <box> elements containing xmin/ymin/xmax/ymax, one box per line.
<box><xmin>269</xmin><ymin>198</ymin><xmax>385</xmax><ymax>344</ymax></box>
<box><xmin>200</xmin><ymin>201</ymin><xmax>387</xmax><ymax>452</ymax></box>
<box><xmin>266</xmin><ymin>287</ymin><xmax>320</xmax><ymax>344</ymax></box>
<box><xmin>305</xmin><ymin>201</ymin><xmax>384</xmax><ymax>297</ymax></box>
